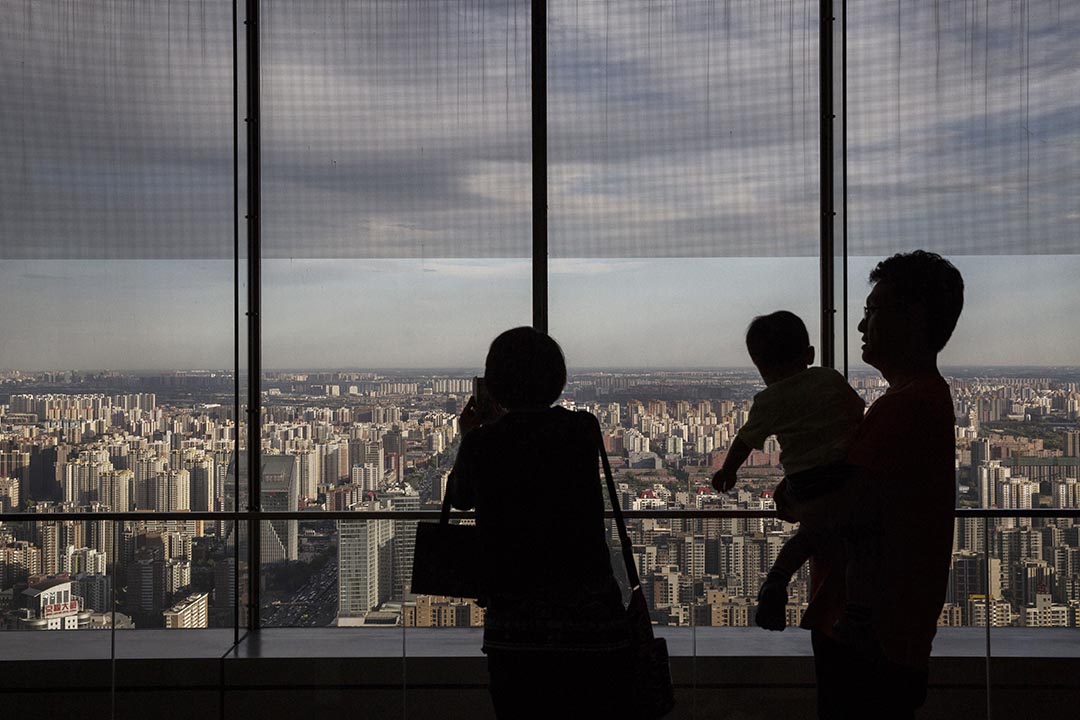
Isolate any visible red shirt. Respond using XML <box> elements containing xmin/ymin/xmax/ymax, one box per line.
<box><xmin>801</xmin><ymin>374</ymin><xmax>956</xmax><ymax>668</ymax></box>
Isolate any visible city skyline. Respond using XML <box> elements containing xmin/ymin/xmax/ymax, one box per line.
<box><xmin>3</xmin><ymin>367</ymin><xmax>1078</xmax><ymax>632</ymax></box>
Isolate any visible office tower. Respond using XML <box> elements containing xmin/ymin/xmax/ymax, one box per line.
<box><xmin>261</xmin><ymin>455</ymin><xmax>299</xmax><ymax>563</ymax></box>
<box><xmin>212</xmin><ymin>557</ymin><xmax>236</xmax><ymax>625</ymax></box>
<box><xmin>381</xmin><ymin>431</ymin><xmax>405</xmax><ymax>461</ymax></box>
<box><xmin>387</xmin><ymin>492</ymin><xmax>420</xmax><ymax>600</ymax></box>
<box><xmin>338</xmin><ymin>504</ymin><xmax>394</xmax><ymax>619</ymax></box>
<box><xmin>126</xmin><ymin>549</ymin><xmax>167</xmax><ymax>628</ymax></box>
<box><xmin>33</xmin><ymin>521</ymin><xmax>64</xmax><ymax>575</ymax></box>
<box><xmin>163</xmin><ymin>592</ymin><xmax>209</xmax><ymax>628</ymax></box>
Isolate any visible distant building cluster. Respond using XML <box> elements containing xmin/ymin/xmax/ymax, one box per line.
<box><xmin>1</xmin><ymin>369</ymin><xmax>1079</xmax><ymax>633</ymax></box>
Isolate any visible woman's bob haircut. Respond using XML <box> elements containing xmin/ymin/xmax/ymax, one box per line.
<box><xmin>484</xmin><ymin>327</ymin><xmax>567</xmax><ymax>410</ymax></box>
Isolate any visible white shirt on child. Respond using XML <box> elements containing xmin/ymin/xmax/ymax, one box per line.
<box><xmin>735</xmin><ymin>366</ymin><xmax>865</xmax><ymax>475</ymax></box>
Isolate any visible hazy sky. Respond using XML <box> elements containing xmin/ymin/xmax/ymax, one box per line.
<box><xmin>1</xmin><ymin>1</ymin><xmax>1077</xmax><ymax>370</ymax></box>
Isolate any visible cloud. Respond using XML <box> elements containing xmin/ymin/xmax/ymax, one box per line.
<box><xmin>1</xmin><ymin>1</ymin><xmax>1078</xmax><ymax>369</ymax></box>
<box><xmin>3</xmin><ymin>0</ymin><xmax>1076</xmax><ymax>261</ymax></box>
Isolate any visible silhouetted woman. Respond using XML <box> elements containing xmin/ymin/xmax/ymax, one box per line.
<box><xmin>447</xmin><ymin>327</ymin><xmax>634</xmax><ymax>718</ymax></box>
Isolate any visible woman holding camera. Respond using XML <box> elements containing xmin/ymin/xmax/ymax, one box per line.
<box><xmin>447</xmin><ymin>326</ymin><xmax>634</xmax><ymax>718</ymax></box>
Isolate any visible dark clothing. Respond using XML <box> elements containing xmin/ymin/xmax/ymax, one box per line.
<box><xmin>784</xmin><ymin>462</ymin><xmax>859</xmax><ymax>504</ymax></box>
<box><xmin>448</xmin><ymin>406</ymin><xmax>630</xmax><ymax>714</ymax></box>
<box><xmin>487</xmin><ymin>647</ymin><xmax>636</xmax><ymax>718</ymax></box>
<box><xmin>812</xmin><ymin>630</ymin><xmax>929</xmax><ymax>720</ymax></box>
<box><xmin>804</xmin><ymin>374</ymin><xmax>955</xmax><ymax>670</ymax></box>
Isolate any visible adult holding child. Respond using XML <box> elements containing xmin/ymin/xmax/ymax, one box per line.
<box><xmin>445</xmin><ymin>327</ymin><xmax>638</xmax><ymax>718</ymax></box>
<box><xmin>801</xmin><ymin>250</ymin><xmax>964</xmax><ymax>719</ymax></box>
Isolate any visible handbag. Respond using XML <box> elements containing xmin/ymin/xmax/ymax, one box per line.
<box><xmin>410</xmin><ymin>491</ymin><xmax>481</xmax><ymax>599</ymax></box>
<box><xmin>598</xmin><ymin>435</ymin><xmax>676</xmax><ymax>718</ymax></box>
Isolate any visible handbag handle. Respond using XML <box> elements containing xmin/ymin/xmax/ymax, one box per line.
<box><xmin>596</xmin><ymin>429</ymin><xmax>643</xmax><ymax>591</ymax></box>
<box><xmin>439</xmin><ymin>488</ymin><xmax>454</xmax><ymax>524</ymax></box>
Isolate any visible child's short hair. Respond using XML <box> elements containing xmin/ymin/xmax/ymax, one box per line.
<box><xmin>745</xmin><ymin>311</ymin><xmax>810</xmax><ymax>367</ymax></box>
<box><xmin>484</xmin><ymin>327</ymin><xmax>567</xmax><ymax>409</ymax></box>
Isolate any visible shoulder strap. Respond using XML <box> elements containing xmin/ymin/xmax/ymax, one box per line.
<box><xmin>597</xmin><ymin>431</ymin><xmax>642</xmax><ymax>590</ymax></box>
<box><xmin>439</xmin><ymin>489</ymin><xmax>454</xmax><ymax>524</ymax></box>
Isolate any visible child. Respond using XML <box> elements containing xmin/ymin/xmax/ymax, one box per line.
<box><xmin>711</xmin><ymin>311</ymin><xmax>874</xmax><ymax>644</ymax></box>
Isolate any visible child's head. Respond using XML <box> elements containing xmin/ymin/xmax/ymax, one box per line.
<box><xmin>745</xmin><ymin>311</ymin><xmax>814</xmax><ymax>383</ymax></box>
<box><xmin>484</xmin><ymin>326</ymin><xmax>567</xmax><ymax>410</ymax></box>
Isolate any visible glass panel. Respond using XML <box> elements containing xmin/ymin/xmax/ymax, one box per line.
<box><xmin>549</xmin><ymin>0</ymin><xmax>820</xmax><ymax>258</ymax></box>
<box><xmin>0</xmin><ymin>0</ymin><xmax>243</xmax><ymax>668</ymax></box>
<box><xmin>551</xmin><ymin>258</ymin><xmax>820</xmax><ymax>371</ymax></box>
<box><xmin>576</xmin><ymin>377</ymin><xmax>798</xmax><ymax>637</ymax></box>
<box><xmin>547</xmin><ymin>4</ymin><xmax>821</xmax><ymax>670</ymax></box>
<box><xmin>845</xmin><ymin>1</ymin><xmax>1080</xmax><ymax>260</ymax></box>
<box><xmin>260</xmin><ymin>1</ymin><xmax>530</xmax><ymax>640</ymax></box>
<box><xmin>0</xmin><ymin>519</ymin><xmax>117</xmax><ymax>636</ymax></box>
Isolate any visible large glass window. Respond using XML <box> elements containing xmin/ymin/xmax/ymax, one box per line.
<box><xmin>0</xmin><ymin>0</ymin><xmax>1075</xmax><ymax>679</ymax></box>
<box><xmin>0</xmin><ymin>0</ymin><xmax>242</xmax><ymax>638</ymax></box>
<box><xmin>258</xmin><ymin>0</ymin><xmax>531</xmax><ymax>631</ymax></box>
<box><xmin>845</xmin><ymin>0</ymin><xmax>1080</xmax><ymax>643</ymax></box>
<box><xmin>548</xmin><ymin>0</ymin><xmax>821</xmax><ymax>631</ymax></box>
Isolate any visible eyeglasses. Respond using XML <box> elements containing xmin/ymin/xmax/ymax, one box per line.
<box><xmin>863</xmin><ymin>303</ymin><xmax>905</xmax><ymax>319</ymax></box>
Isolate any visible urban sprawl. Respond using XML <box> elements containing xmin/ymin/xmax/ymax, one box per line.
<box><xmin>1</xmin><ymin>368</ymin><xmax>1078</xmax><ymax>632</ymax></box>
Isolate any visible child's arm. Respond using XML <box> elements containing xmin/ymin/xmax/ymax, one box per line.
<box><xmin>711</xmin><ymin>437</ymin><xmax>752</xmax><ymax>492</ymax></box>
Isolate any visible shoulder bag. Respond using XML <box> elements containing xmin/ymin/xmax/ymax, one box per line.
<box><xmin>598</xmin><ymin>434</ymin><xmax>676</xmax><ymax>718</ymax></box>
<box><xmin>410</xmin><ymin>491</ymin><xmax>481</xmax><ymax>600</ymax></box>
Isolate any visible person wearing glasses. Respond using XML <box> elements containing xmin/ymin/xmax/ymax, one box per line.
<box><xmin>802</xmin><ymin>250</ymin><xmax>965</xmax><ymax>719</ymax></box>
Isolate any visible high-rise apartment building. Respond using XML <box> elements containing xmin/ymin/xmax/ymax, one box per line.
<box><xmin>0</xmin><ymin>477</ymin><xmax>20</xmax><ymax>512</ymax></box>
<box><xmin>0</xmin><ymin>451</ymin><xmax>30</xmax><ymax>490</ymax></box>
<box><xmin>163</xmin><ymin>592</ymin><xmax>209</xmax><ymax>628</ymax></box>
<box><xmin>1021</xmin><ymin>593</ymin><xmax>1072</xmax><ymax>627</ymax></box>
<box><xmin>186</xmin><ymin>456</ymin><xmax>215</xmax><ymax>512</ymax></box>
<box><xmin>387</xmin><ymin>491</ymin><xmax>420</xmax><ymax>600</ymax></box>
<box><xmin>1</xmin><ymin>541</ymin><xmax>42</xmax><ymax>588</ymax></box>
<box><xmin>968</xmin><ymin>596</ymin><xmax>1014</xmax><ymax>627</ymax></box>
